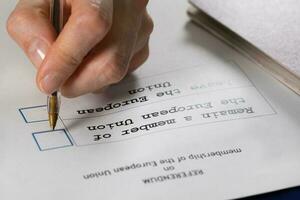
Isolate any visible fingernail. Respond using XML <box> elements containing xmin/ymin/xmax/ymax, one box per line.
<box><xmin>39</xmin><ymin>73</ymin><xmax>63</xmax><ymax>95</ymax></box>
<box><xmin>28</xmin><ymin>39</ymin><xmax>49</xmax><ymax>68</ymax></box>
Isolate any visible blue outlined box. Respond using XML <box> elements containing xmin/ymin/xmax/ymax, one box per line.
<box><xmin>32</xmin><ymin>129</ymin><xmax>73</xmax><ymax>151</ymax></box>
<box><xmin>19</xmin><ymin>105</ymin><xmax>48</xmax><ymax>123</ymax></box>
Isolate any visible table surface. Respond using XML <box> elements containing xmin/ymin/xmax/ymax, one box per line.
<box><xmin>245</xmin><ymin>186</ymin><xmax>300</xmax><ymax>200</ymax></box>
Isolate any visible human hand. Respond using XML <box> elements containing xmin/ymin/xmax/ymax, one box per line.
<box><xmin>7</xmin><ymin>0</ymin><xmax>153</xmax><ymax>97</ymax></box>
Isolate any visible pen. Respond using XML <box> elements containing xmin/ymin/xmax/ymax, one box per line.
<box><xmin>48</xmin><ymin>0</ymin><xmax>63</xmax><ymax>130</ymax></box>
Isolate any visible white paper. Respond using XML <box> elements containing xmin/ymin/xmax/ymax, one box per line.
<box><xmin>1</xmin><ymin>0</ymin><xmax>300</xmax><ymax>200</ymax></box>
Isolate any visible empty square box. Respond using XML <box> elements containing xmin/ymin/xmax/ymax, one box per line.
<box><xmin>32</xmin><ymin>129</ymin><xmax>73</xmax><ymax>151</ymax></box>
<box><xmin>19</xmin><ymin>105</ymin><xmax>48</xmax><ymax>123</ymax></box>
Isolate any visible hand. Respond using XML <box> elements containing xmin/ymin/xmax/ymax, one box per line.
<box><xmin>7</xmin><ymin>0</ymin><xmax>153</xmax><ymax>97</ymax></box>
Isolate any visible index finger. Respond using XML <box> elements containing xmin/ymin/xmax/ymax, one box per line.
<box><xmin>37</xmin><ymin>0</ymin><xmax>113</xmax><ymax>95</ymax></box>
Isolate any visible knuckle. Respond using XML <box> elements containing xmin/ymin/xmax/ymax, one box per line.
<box><xmin>6</xmin><ymin>10</ymin><xmax>28</xmax><ymax>35</ymax></box>
<box><xmin>141</xmin><ymin>0</ymin><xmax>150</xmax><ymax>7</ymax></box>
<box><xmin>141</xmin><ymin>44</ymin><xmax>150</xmax><ymax>59</ymax></box>
<box><xmin>138</xmin><ymin>45</ymin><xmax>150</xmax><ymax>64</ymax></box>
<box><xmin>74</xmin><ymin>10</ymin><xmax>112</xmax><ymax>38</ymax></box>
<box><xmin>6</xmin><ymin>14</ymin><xmax>15</xmax><ymax>35</ymax></box>
<box><xmin>105</xmin><ymin>65</ymin><xmax>127</xmax><ymax>83</ymax></box>
<box><xmin>56</xmin><ymin>46</ymin><xmax>82</xmax><ymax>72</ymax></box>
<box><xmin>95</xmin><ymin>8</ymin><xmax>113</xmax><ymax>30</ymax></box>
<box><xmin>134</xmin><ymin>0</ymin><xmax>149</xmax><ymax>8</ymax></box>
<box><xmin>144</xmin><ymin>14</ymin><xmax>154</xmax><ymax>35</ymax></box>
<box><xmin>103</xmin><ymin>57</ymin><xmax>129</xmax><ymax>83</ymax></box>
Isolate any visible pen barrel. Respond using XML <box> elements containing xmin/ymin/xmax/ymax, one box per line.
<box><xmin>50</xmin><ymin>0</ymin><xmax>64</xmax><ymax>34</ymax></box>
<box><xmin>50</xmin><ymin>1</ymin><xmax>63</xmax><ymax>91</ymax></box>
<box><xmin>47</xmin><ymin>95</ymin><xmax>60</xmax><ymax>114</ymax></box>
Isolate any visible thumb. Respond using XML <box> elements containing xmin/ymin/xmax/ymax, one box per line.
<box><xmin>6</xmin><ymin>0</ymin><xmax>56</xmax><ymax>69</ymax></box>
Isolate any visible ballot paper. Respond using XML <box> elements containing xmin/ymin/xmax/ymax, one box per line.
<box><xmin>1</xmin><ymin>0</ymin><xmax>300</xmax><ymax>200</ymax></box>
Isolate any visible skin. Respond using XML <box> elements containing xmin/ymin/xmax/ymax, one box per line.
<box><xmin>6</xmin><ymin>0</ymin><xmax>153</xmax><ymax>97</ymax></box>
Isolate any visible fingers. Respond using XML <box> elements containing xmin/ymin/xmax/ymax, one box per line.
<box><xmin>60</xmin><ymin>42</ymin><xmax>150</xmax><ymax>98</ymax></box>
<box><xmin>134</xmin><ymin>12</ymin><xmax>153</xmax><ymax>53</ymax></box>
<box><xmin>127</xmin><ymin>12</ymin><xmax>153</xmax><ymax>73</ymax></box>
<box><xmin>6</xmin><ymin>0</ymin><xmax>56</xmax><ymax>68</ymax></box>
<box><xmin>60</xmin><ymin>45</ymin><xmax>132</xmax><ymax>98</ymax></box>
<box><xmin>59</xmin><ymin>19</ymin><xmax>139</xmax><ymax>97</ymax></box>
<box><xmin>129</xmin><ymin>42</ymin><xmax>150</xmax><ymax>73</ymax></box>
<box><xmin>7</xmin><ymin>0</ymin><xmax>153</xmax><ymax>98</ymax></box>
<box><xmin>36</xmin><ymin>0</ymin><xmax>113</xmax><ymax>95</ymax></box>
<box><xmin>60</xmin><ymin>13</ymin><xmax>152</xmax><ymax>97</ymax></box>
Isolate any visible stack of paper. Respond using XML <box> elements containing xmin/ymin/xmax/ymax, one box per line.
<box><xmin>188</xmin><ymin>0</ymin><xmax>300</xmax><ymax>94</ymax></box>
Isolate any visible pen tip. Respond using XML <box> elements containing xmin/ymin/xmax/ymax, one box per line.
<box><xmin>50</xmin><ymin>122</ymin><xmax>57</xmax><ymax>131</ymax></box>
<box><xmin>49</xmin><ymin>114</ymin><xmax>58</xmax><ymax>131</ymax></box>
<box><xmin>48</xmin><ymin>94</ymin><xmax>59</xmax><ymax>131</ymax></box>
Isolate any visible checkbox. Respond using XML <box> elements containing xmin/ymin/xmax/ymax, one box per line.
<box><xmin>32</xmin><ymin>129</ymin><xmax>73</xmax><ymax>151</ymax></box>
<box><xmin>19</xmin><ymin>105</ymin><xmax>48</xmax><ymax>123</ymax></box>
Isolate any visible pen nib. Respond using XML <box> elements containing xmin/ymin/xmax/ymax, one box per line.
<box><xmin>49</xmin><ymin>113</ymin><xmax>58</xmax><ymax>130</ymax></box>
<box><xmin>48</xmin><ymin>94</ymin><xmax>60</xmax><ymax>131</ymax></box>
